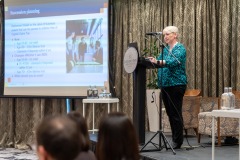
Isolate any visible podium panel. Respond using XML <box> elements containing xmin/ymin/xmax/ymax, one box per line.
<box><xmin>133</xmin><ymin>57</ymin><xmax>161</xmax><ymax>144</ymax></box>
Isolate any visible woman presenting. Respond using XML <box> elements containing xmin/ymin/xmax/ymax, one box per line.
<box><xmin>148</xmin><ymin>26</ymin><xmax>188</xmax><ymax>149</ymax></box>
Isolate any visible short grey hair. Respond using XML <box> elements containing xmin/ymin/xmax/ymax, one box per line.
<box><xmin>163</xmin><ymin>26</ymin><xmax>179</xmax><ymax>34</ymax></box>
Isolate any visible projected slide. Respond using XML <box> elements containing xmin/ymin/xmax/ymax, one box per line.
<box><xmin>4</xmin><ymin>0</ymin><xmax>109</xmax><ymax>97</ymax></box>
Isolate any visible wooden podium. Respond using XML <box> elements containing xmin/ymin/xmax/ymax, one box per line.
<box><xmin>133</xmin><ymin>57</ymin><xmax>161</xmax><ymax>145</ymax></box>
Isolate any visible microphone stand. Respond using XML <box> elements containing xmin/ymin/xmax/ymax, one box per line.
<box><xmin>140</xmin><ymin>35</ymin><xmax>176</xmax><ymax>155</ymax></box>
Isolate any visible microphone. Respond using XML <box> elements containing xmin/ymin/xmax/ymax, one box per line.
<box><xmin>145</xmin><ymin>32</ymin><xmax>162</xmax><ymax>36</ymax></box>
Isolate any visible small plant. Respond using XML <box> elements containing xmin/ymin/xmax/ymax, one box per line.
<box><xmin>143</xmin><ymin>41</ymin><xmax>160</xmax><ymax>89</ymax></box>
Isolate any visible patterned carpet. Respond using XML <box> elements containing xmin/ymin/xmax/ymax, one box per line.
<box><xmin>0</xmin><ymin>148</ymin><xmax>37</xmax><ymax>160</ymax></box>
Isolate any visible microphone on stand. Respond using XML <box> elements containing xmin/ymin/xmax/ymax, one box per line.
<box><xmin>145</xmin><ymin>32</ymin><xmax>163</xmax><ymax>36</ymax></box>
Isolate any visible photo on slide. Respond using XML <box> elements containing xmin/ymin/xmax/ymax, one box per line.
<box><xmin>66</xmin><ymin>19</ymin><xmax>104</xmax><ymax>73</ymax></box>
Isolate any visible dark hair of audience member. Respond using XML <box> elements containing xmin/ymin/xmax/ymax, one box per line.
<box><xmin>96</xmin><ymin>112</ymin><xmax>140</xmax><ymax>160</ymax></box>
<box><xmin>67</xmin><ymin>111</ymin><xmax>90</xmax><ymax>151</ymax></box>
<box><xmin>36</xmin><ymin>115</ymin><xmax>81</xmax><ymax>160</ymax></box>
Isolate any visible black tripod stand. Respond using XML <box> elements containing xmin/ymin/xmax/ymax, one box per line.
<box><xmin>140</xmin><ymin>39</ymin><xmax>176</xmax><ymax>155</ymax></box>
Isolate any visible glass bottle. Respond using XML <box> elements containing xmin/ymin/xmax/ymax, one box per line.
<box><xmin>221</xmin><ymin>87</ymin><xmax>230</xmax><ymax>110</ymax></box>
<box><xmin>92</xmin><ymin>85</ymin><xmax>98</xmax><ymax>98</ymax></box>
<box><xmin>228</xmin><ymin>87</ymin><xmax>235</xmax><ymax>110</ymax></box>
<box><xmin>87</xmin><ymin>85</ymin><xmax>92</xmax><ymax>98</ymax></box>
<box><xmin>103</xmin><ymin>87</ymin><xmax>107</xmax><ymax>98</ymax></box>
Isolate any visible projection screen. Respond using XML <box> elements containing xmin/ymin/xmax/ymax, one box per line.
<box><xmin>3</xmin><ymin>0</ymin><xmax>110</xmax><ymax>97</ymax></box>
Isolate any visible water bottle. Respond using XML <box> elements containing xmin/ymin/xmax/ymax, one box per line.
<box><xmin>87</xmin><ymin>86</ymin><xmax>92</xmax><ymax>98</ymax></box>
<box><xmin>92</xmin><ymin>86</ymin><xmax>98</xmax><ymax>98</ymax></box>
<box><xmin>228</xmin><ymin>87</ymin><xmax>235</xmax><ymax>109</ymax></box>
<box><xmin>221</xmin><ymin>87</ymin><xmax>230</xmax><ymax>110</ymax></box>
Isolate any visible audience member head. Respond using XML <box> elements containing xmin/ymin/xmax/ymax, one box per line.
<box><xmin>96</xmin><ymin>112</ymin><xmax>140</xmax><ymax>160</ymax></box>
<box><xmin>36</xmin><ymin>115</ymin><xmax>81</xmax><ymax>160</ymax></box>
<box><xmin>67</xmin><ymin>111</ymin><xmax>90</xmax><ymax>151</ymax></box>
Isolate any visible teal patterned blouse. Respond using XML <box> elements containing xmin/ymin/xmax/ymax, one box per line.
<box><xmin>157</xmin><ymin>43</ymin><xmax>188</xmax><ymax>88</ymax></box>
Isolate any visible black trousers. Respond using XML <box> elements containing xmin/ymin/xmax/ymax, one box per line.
<box><xmin>161</xmin><ymin>85</ymin><xmax>186</xmax><ymax>145</ymax></box>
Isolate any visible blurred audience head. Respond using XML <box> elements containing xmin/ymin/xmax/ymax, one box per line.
<box><xmin>96</xmin><ymin>112</ymin><xmax>140</xmax><ymax>160</ymax></box>
<box><xmin>36</xmin><ymin>115</ymin><xmax>81</xmax><ymax>160</ymax></box>
<box><xmin>67</xmin><ymin>111</ymin><xmax>90</xmax><ymax>151</ymax></box>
